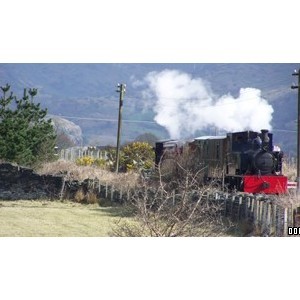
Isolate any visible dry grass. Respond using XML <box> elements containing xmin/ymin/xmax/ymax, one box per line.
<box><xmin>37</xmin><ymin>159</ymin><xmax>139</xmax><ymax>189</ymax></box>
<box><xmin>276</xmin><ymin>160</ymin><xmax>300</xmax><ymax>208</ymax></box>
<box><xmin>0</xmin><ymin>200</ymin><xmax>135</xmax><ymax>237</ymax></box>
<box><xmin>274</xmin><ymin>189</ymin><xmax>300</xmax><ymax>208</ymax></box>
<box><xmin>282</xmin><ymin>160</ymin><xmax>297</xmax><ymax>181</ymax></box>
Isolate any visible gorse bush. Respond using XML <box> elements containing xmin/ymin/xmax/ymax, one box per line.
<box><xmin>93</xmin><ymin>158</ymin><xmax>107</xmax><ymax>168</ymax></box>
<box><xmin>75</xmin><ymin>142</ymin><xmax>155</xmax><ymax>173</ymax></box>
<box><xmin>76</xmin><ymin>156</ymin><xmax>95</xmax><ymax>166</ymax></box>
<box><xmin>75</xmin><ymin>156</ymin><xmax>111</xmax><ymax>169</ymax></box>
<box><xmin>121</xmin><ymin>141</ymin><xmax>155</xmax><ymax>172</ymax></box>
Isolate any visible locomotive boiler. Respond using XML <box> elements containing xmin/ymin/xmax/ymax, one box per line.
<box><xmin>155</xmin><ymin>129</ymin><xmax>287</xmax><ymax>194</ymax></box>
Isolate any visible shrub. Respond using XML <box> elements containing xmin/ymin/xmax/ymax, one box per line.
<box><xmin>93</xmin><ymin>158</ymin><xmax>108</xmax><ymax>169</ymax></box>
<box><xmin>76</xmin><ymin>156</ymin><xmax>95</xmax><ymax>166</ymax></box>
<box><xmin>121</xmin><ymin>141</ymin><xmax>155</xmax><ymax>172</ymax></box>
<box><xmin>86</xmin><ymin>192</ymin><xmax>98</xmax><ymax>204</ymax></box>
<box><xmin>74</xmin><ymin>189</ymin><xmax>85</xmax><ymax>203</ymax></box>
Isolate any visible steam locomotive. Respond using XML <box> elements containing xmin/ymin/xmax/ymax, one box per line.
<box><xmin>155</xmin><ymin>129</ymin><xmax>287</xmax><ymax>194</ymax></box>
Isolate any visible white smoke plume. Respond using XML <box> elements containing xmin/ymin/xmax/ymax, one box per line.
<box><xmin>139</xmin><ymin>69</ymin><xmax>274</xmax><ymax>139</ymax></box>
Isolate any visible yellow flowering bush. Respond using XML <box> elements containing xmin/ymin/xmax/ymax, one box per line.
<box><xmin>121</xmin><ymin>141</ymin><xmax>154</xmax><ymax>172</ymax></box>
<box><xmin>74</xmin><ymin>143</ymin><xmax>155</xmax><ymax>172</ymax></box>
<box><xmin>76</xmin><ymin>156</ymin><xmax>95</xmax><ymax>166</ymax></box>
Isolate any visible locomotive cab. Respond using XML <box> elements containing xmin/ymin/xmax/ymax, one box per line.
<box><xmin>228</xmin><ymin>129</ymin><xmax>280</xmax><ymax>175</ymax></box>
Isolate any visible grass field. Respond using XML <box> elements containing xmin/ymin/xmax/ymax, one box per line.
<box><xmin>0</xmin><ymin>200</ymin><xmax>132</xmax><ymax>237</ymax></box>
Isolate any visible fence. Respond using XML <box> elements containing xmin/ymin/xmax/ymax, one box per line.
<box><xmin>62</xmin><ymin>178</ymin><xmax>300</xmax><ymax>236</ymax></box>
<box><xmin>212</xmin><ymin>192</ymin><xmax>297</xmax><ymax>236</ymax></box>
<box><xmin>63</xmin><ymin>178</ymin><xmax>131</xmax><ymax>203</ymax></box>
<box><xmin>59</xmin><ymin>147</ymin><xmax>108</xmax><ymax>161</ymax></box>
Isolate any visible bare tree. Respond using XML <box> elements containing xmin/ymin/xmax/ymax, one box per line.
<box><xmin>112</xmin><ymin>160</ymin><xmax>235</xmax><ymax>237</ymax></box>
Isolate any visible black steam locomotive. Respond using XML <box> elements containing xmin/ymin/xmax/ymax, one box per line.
<box><xmin>155</xmin><ymin>129</ymin><xmax>287</xmax><ymax>194</ymax></box>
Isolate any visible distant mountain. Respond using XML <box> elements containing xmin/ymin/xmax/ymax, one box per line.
<box><xmin>0</xmin><ymin>63</ymin><xmax>299</xmax><ymax>155</ymax></box>
<box><xmin>50</xmin><ymin>116</ymin><xmax>83</xmax><ymax>146</ymax></box>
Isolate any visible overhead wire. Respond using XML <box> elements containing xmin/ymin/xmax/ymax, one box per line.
<box><xmin>51</xmin><ymin>114</ymin><xmax>297</xmax><ymax>134</ymax></box>
<box><xmin>51</xmin><ymin>114</ymin><xmax>157</xmax><ymax>124</ymax></box>
<box><xmin>50</xmin><ymin>68</ymin><xmax>299</xmax><ymax>133</ymax></box>
<box><xmin>89</xmin><ymin>75</ymin><xmax>295</xmax><ymax>110</ymax></box>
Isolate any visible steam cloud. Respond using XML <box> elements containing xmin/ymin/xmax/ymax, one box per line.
<box><xmin>138</xmin><ymin>70</ymin><xmax>274</xmax><ymax>139</ymax></box>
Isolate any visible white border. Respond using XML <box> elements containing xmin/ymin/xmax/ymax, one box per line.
<box><xmin>1</xmin><ymin>1</ymin><xmax>300</xmax><ymax>299</ymax></box>
<box><xmin>1</xmin><ymin>0</ymin><xmax>300</xmax><ymax>62</ymax></box>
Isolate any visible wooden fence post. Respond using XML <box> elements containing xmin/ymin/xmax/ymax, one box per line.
<box><xmin>273</xmin><ymin>204</ymin><xmax>278</xmax><ymax>236</ymax></box>
<box><xmin>70</xmin><ymin>148</ymin><xmax>74</xmax><ymax>161</ymax></box>
<box><xmin>105</xmin><ymin>182</ymin><xmax>108</xmax><ymax>198</ymax></box>
<box><xmin>128</xmin><ymin>188</ymin><xmax>131</xmax><ymax>202</ymax></box>
<box><xmin>98</xmin><ymin>180</ymin><xmax>101</xmax><ymax>194</ymax></box>
<box><xmin>254</xmin><ymin>199</ymin><xmax>259</xmax><ymax>226</ymax></box>
<box><xmin>283</xmin><ymin>207</ymin><xmax>288</xmax><ymax>237</ymax></box>
<box><xmin>262</xmin><ymin>201</ymin><xmax>267</xmax><ymax>234</ymax></box>
<box><xmin>258</xmin><ymin>200</ymin><xmax>263</xmax><ymax>224</ymax></box>
<box><xmin>120</xmin><ymin>187</ymin><xmax>123</xmax><ymax>201</ymax></box>
<box><xmin>223</xmin><ymin>193</ymin><xmax>228</xmax><ymax>217</ymax></box>
<box><xmin>59</xmin><ymin>177</ymin><xmax>66</xmax><ymax>200</ymax></box>
<box><xmin>287</xmin><ymin>207</ymin><xmax>294</xmax><ymax>232</ymax></box>
<box><xmin>111</xmin><ymin>185</ymin><xmax>114</xmax><ymax>201</ymax></box>
<box><xmin>172</xmin><ymin>190</ymin><xmax>175</xmax><ymax>206</ymax></box>
<box><xmin>237</xmin><ymin>196</ymin><xmax>242</xmax><ymax>220</ymax></box>
<box><xmin>294</xmin><ymin>207</ymin><xmax>300</xmax><ymax>227</ymax></box>
<box><xmin>259</xmin><ymin>201</ymin><xmax>263</xmax><ymax>233</ymax></box>
<box><xmin>230</xmin><ymin>195</ymin><xmax>234</xmax><ymax>219</ymax></box>
<box><xmin>244</xmin><ymin>197</ymin><xmax>249</xmax><ymax>220</ymax></box>
<box><xmin>266</xmin><ymin>203</ymin><xmax>271</xmax><ymax>236</ymax></box>
<box><xmin>261</xmin><ymin>202</ymin><xmax>269</xmax><ymax>236</ymax></box>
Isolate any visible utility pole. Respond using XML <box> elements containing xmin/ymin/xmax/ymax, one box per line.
<box><xmin>115</xmin><ymin>83</ymin><xmax>126</xmax><ymax>173</ymax></box>
<box><xmin>291</xmin><ymin>69</ymin><xmax>300</xmax><ymax>194</ymax></box>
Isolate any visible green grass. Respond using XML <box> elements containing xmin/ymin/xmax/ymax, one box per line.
<box><xmin>0</xmin><ymin>200</ymin><xmax>133</xmax><ymax>237</ymax></box>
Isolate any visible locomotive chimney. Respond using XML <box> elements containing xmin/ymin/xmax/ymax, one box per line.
<box><xmin>261</xmin><ymin>129</ymin><xmax>270</xmax><ymax>150</ymax></box>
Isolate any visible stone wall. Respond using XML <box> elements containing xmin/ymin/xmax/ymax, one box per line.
<box><xmin>0</xmin><ymin>163</ymin><xmax>64</xmax><ymax>200</ymax></box>
<box><xmin>0</xmin><ymin>162</ymin><xmax>128</xmax><ymax>202</ymax></box>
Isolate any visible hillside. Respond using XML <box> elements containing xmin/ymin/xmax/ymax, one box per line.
<box><xmin>0</xmin><ymin>63</ymin><xmax>298</xmax><ymax>154</ymax></box>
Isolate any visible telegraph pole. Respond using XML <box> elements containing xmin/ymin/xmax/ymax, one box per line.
<box><xmin>291</xmin><ymin>69</ymin><xmax>300</xmax><ymax>194</ymax></box>
<box><xmin>115</xmin><ymin>83</ymin><xmax>126</xmax><ymax>173</ymax></box>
